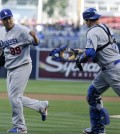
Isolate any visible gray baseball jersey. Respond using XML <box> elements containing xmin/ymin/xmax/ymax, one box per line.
<box><xmin>85</xmin><ymin>24</ymin><xmax>120</xmax><ymax>96</ymax></box>
<box><xmin>0</xmin><ymin>26</ymin><xmax>6</xmax><ymax>54</ymax></box>
<box><xmin>1</xmin><ymin>24</ymin><xmax>33</xmax><ymax>69</ymax></box>
<box><xmin>0</xmin><ymin>24</ymin><xmax>48</xmax><ymax>129</ymax></box>
<box><xmin>0</xmin><ymin>26</ymin><xmax>6</xmax><ymax>40</ymax></box>
<box><xmin>85</xmin><ymin>24</ymin><xmax>120</xmax><ymax>67</ymax></box>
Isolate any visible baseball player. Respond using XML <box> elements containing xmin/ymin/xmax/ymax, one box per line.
<box><xmin>0</xmin><ymin>26</ymin><xmax>6</xmax><ymax>67</ymax></box>
<box><xmin>0</xmin><ymin>9</ymin><xmax>49</xmax><ymax>133</ymax></box>
<box><xmin>75</xmin><ymin>8</ymin><xmax>120</xmax><ymax>134</ymax></box>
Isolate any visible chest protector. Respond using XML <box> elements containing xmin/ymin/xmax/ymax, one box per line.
<box><xmin>87</xmin><ymin>24</ymin><xmax>116</xmax><ymax>63</ymax></box>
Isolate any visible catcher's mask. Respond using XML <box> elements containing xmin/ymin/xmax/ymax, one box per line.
<box><xmin>49</xmin><ymin>45</ymin><xmax>78</xmax><ymax>62</ymax></box>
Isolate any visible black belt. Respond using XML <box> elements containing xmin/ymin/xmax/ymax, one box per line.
<box><xmin>102</xmin><ymin>59</ymin><xmax>120</xmax><ymax>71</ymax></box>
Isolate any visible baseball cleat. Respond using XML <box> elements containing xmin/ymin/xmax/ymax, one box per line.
<box><xmin>39</xmin><ymin>101</ymin><xmax>49</xmax><ymax>121</ymax></box>
<box><xmin>83</xmin><ymin>128</ymin><xmax>92</xmax><ymax>134</ymax></box>
<box><xmin>7</xmin><ymin>127</ymin><xmax>27</xmax><ymax>133</ymax></box>
<box><xmin>83</xmin><ymin>128</ymin><xmax>106</xmax><ymax>134</ymax></box>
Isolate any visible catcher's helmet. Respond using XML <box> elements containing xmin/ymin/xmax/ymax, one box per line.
<box><xmin>83</xmin><ymin>8</ymin><xmax>101</xmax><ymax>20</ymax></box>
<box><xmin>0</xmin><ymin>9</ymin><xmax>13</xmax><ymax>20</ymax></box>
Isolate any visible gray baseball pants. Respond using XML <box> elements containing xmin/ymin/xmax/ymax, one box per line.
<box><xmin>7</xmin><ymin>63</ymin><xmax>40</xmax><ymax>130</ymax></box>
<box><xmin>93</xmin><ymin>63</ymin><xmax>120</xmax><ymax>96</ymax></box>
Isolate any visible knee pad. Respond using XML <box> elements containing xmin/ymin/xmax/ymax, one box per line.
<box><xmin>87</xmin><ymin>84</ymin><xmax>102</xmax><ymax>107</ymax></box>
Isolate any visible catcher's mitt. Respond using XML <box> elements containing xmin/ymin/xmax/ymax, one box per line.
<box><xmin>0</xmin><ymin>50</ymin><xmax>5</xmax><ymax>67</ymax></box>
<box><xmin>49</xmin><ymin>45</ymin><xmax>84</xmax><ymax>71</ymax></box>
<box><xmin>49</xmin><ymin>45</ymin><xmax>78</xmax><ymax>62</ymax></box>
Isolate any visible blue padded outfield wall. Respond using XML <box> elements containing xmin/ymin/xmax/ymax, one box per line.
<box><xmin>0</xmin><ymin>49</ymin><xmax>37</xmax><ymax>79</ymax></box>
<box><xmin>0</xmin><ymin>46</ymin><xmax>120</xmax><ymax>80</ymax></box>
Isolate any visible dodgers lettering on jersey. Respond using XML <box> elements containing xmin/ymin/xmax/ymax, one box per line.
<box><xmin>2</xmin><ymin>24</ymin><xmax>33</xmax><ymax>69</ymax></box>
<box><xmin>2</xmin><ymin>38</ymin><xmax>18</xmax><ymax>48</ymax></box>
<box><xmin>85</xmin><ymin>24</ymin><xmax>120</xmax><ymax>67</ymax></box>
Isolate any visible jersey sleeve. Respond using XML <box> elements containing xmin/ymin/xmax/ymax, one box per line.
<box><xmin>21</xmin><ymin>25</ymin><xmax>33</xmax><ymax>45</ymax></box>
<box><xmin>85</xmin><ymin>29</ymin><xmax>98</xmax><ymax>51</ymax></box>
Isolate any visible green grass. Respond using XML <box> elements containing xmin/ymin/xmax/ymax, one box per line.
<box><xmin>0</xmin><ymin>99</ymin><xmax>120</xmax><ymax>134</ymax></box>
<box><xmin>0</xmin><ymin>78</ymin><xmax>118</xmax><ymax>97</ymax></box>
<box><xmin>0</xmin><ymin>78</ymin><xmax>120</xmax><ymax>134</ymax></box>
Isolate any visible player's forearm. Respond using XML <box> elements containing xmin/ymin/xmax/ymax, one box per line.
<box><xmin>29</xmin><ymin>31</ymin><xmax>40</xmax><ymax>45</ymax></box>
<box><xmin>32</xmin><ymin>35</ymin><xmax>40</xmax><ymax>45</ymax></box>
<box><xmin>75</xmin><ymin>48</ymin><xmax>85</xmax><ymax>54</ymax></box>
<box><xmin>76</xmin><ymin>48</ymin><xmax>96</xmax><ymax>63</ymax></box>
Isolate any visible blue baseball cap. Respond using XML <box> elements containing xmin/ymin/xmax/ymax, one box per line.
<box><xmin>83</xmin><ymin>8</ymin><xmax>101</xmax><ymax>20</ymax></box>
<box><xmin>0</xmin><ymin>9</ymin><xmax>13</xmax><ymax>20</ymax></box>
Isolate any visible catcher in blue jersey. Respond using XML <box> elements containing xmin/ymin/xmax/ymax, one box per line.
<box><xmin>0</xmin><ymin>9</ymin><xmax>49</xmax><ymax>133</ymax></box>
<box><xmin>75</xmin><ymin>8</ymin><xmax>120</xmax><ymax>134</ymax></box>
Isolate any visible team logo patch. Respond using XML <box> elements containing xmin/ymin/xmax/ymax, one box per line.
<box><xmin>87</xmin><ymin>38</ymin><xmax>93</xmax><ymax>45</ymax></box>
<box><xmin>4</xmin><ymin>11</ymin><xmax>8</xmax><ymax>15</ymax></box>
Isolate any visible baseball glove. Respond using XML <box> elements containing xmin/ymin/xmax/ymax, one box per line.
<box><xmin>49</xmin><ymin>45</ymin><xmax>78</xmax><ymax>62</ymax></box>
<box><xmin>49</xmin><ymin>45</ymin><xmax>84</xmax><ymax>71</ymax></box>
<box><xmin>0</xmin><ymin>50</ymin><xmax>5</xmax><ymax>67</ymax></box>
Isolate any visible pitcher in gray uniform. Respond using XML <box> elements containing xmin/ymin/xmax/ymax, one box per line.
<box><xmin>75</xmin><ymin>8</ymin><xmax>120</xmax><ymax>134</ymax></box>
<box><xmin>0</xmin><ymin>9</ymin><xmax>49</xmax><ymax>133</ymax></box>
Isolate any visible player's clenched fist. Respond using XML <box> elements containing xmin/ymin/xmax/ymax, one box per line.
<box><xmin>29</xmin><ymin>31</ymin><xmax>36</xmax><ymax>37</ymax></box>
<box><xmin>29</xmin><ymin>31</ymin><xmax>40</xmax><ymax>45</ymax></box>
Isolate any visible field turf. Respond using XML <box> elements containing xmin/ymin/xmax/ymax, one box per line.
<box><xmin>0</xmin><ymin>78</ymin><xmax>120</xmax><ymax>134</ymax></box>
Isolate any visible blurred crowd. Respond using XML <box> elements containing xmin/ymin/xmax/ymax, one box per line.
<box><xmin>33</xmin><ymin>21</ymin><xmax>120</xmax><ymax>49</ymax></box>
<box><xmin>0</xmin><ymin>18</ymin><xmax>120</xmax><ymax>50</ymax></box>
<box><xmin>35</xmin><ymin>21</ymin><xmax>88</xmax><ymax>49</ymax></box>
<box><xmin>26</xmin><ymin>20</ymin><xmax>89</xmax><ymax>49</ymax></box>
